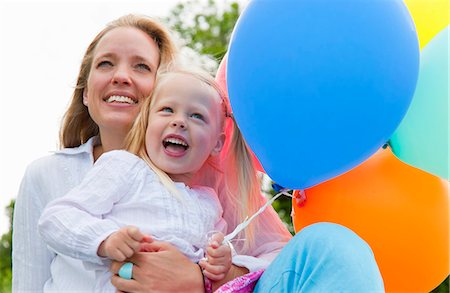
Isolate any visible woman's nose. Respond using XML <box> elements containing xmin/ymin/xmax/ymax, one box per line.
<box><xmin>112</xmin><ymin>66</ymin><xmax>132</xmax><ymax>85</ymax></box>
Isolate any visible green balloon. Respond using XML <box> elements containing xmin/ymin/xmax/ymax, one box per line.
<box><xmin>390</xmin><ymin>26</ymin><xmax>449</xmax><ymax>180</ymax></box>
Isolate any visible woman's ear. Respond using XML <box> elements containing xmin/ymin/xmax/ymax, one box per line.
<box><xmin>82</xmin><ymin>90</ymin><xmax>88</xmax><ymax>106</ymax></box>
<box><xmin>211</xmin><ymin>133</ymin><xmax>226</xmax><ymax>156</ymax></box>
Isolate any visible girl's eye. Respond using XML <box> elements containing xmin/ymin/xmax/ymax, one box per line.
<box><xmin>191</xmin><ymin>113</ymin><xmax>204</xmax><ymax>120</ymax></box>
<box><xmin>161</xmin><ymin>107</ymin><xmax>173</xmax><ymax>113</ymax></box>
<box><xmin>97</xmin><ymin>60</ymin><xmax>113</xmax><ymax>68</ymax></box>
<box><xmin>136</xmin><ymin>63</ymin><xmax>151</xmax><ymax>72</ymax></box>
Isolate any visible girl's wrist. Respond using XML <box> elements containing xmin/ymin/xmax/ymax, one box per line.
<box><xmin>97</xmin><ymin>240</ymin><xmax>107</xmax><ymax>257</ymax></box>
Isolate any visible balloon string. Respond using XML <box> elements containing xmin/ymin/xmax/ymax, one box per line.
<box><xmin>223</xmin><ymin>189</ymin><xmax>293</xmax><ymax>244</ymax></box>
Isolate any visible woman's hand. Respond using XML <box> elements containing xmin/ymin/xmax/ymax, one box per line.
<box><xmin>110</xmin><ymin>240</ymin><xmax>204</xmax><ymax>293</ymax></box>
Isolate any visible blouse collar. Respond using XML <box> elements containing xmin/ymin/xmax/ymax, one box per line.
<box><xmin>54</xmin><ymin>136</ymin><xmax>99</xmax><ymax>156</ymax></box>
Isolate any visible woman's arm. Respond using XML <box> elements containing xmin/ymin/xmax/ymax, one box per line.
<box><xmin>108</xmin><ymin>217</ymin><xmax>264</xmax><ymax>293</ymax></box>
<box><xmin>12</xmin><ymin>162</ymin><xmax>54</xmax><ymax>292</ymax></box>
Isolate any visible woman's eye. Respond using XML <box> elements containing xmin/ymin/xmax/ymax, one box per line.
<box><xmin>136</xmin><ymin>63</ymin><xmax>151</xmax><ymax>71</ymax></box>
<box><xmin>97</xmin><ymin>60</ymin><xmax>113</xmax><ymax>68</ymax></box>
<box><xmin>191</xmin><ymin>113</ymin><xmax>204</xmax><ymax>120</ymax></box>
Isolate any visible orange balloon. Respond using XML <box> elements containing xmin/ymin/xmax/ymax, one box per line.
<box><xmin>292</xmin><ymin>147</ymin><xmax>449</xmax><ymax>292</ymax></box>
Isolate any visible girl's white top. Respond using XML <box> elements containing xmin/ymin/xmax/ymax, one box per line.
<box><xmin>38</xmin><ymin>149</ymin><xmax>226</xmax><ymax>292</ymax></box>
<box><xmin>12</xmin><ymin>137</ymin><xmax>292</xmax><ymax>292</ymax></box>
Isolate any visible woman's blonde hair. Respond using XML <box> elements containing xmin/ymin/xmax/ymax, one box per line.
<box><xmin>125</xmin><ymin>69</ymin><xmax>261</xmax><ymax>249</ymax></box>
<box><xmin>59</xmin><ymin>14</ymin><xmax>178</xmax><ymax>148</ymax></box>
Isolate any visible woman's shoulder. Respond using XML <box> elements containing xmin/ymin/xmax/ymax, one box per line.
<box><xmin>17</xmin><ymin>149</ymin><xmax>92</xmax><ymax>204</ymax></box>
<box><xmin>22</xmin><ymin>141</ymin><xmax>93</xmax><ymax>187</ymax></box>
<box><xmin>26</xmin><ymin>151</ymin><xmax>83</xmax><ymax>174</ymax></box>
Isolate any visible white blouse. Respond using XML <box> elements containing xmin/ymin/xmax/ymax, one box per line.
<box><xmin>38</xmin><ymin>150</ymin><xmax>226</xmax><ymax>292</ymax></box>
<box><xmin>12</xmin><ymin>137</ymin><xmax>292</xmax><ymax>292</ymax></box>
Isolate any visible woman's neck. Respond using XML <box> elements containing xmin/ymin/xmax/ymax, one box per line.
<box><xmin>93</xmin><ymin>131</ymin><xmax>127</xmax><ymax>161</ymax></box>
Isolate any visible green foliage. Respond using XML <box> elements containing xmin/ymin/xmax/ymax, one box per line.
<box><xmin>0</xmin><ymin>200</ymin><xmax>14</xmax><ymax>293</ymax></box>
<box><xmin>264</xmin><ymin>180</ymin><xmax>294</xmax><ymax>235</ymax></box>
<box><xmin>165</xmin><ymin>0</ymin><xmax>240</xmax><ymax>63</ymax></box>
<box><xmin>431</xmin><ymin>276</ymin><xmax>449</xmax><ymax>293</ymax></box>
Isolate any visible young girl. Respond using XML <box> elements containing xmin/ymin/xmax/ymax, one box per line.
<box><xmin>38</xmin><ymin>68</ymin><xmax>265</xmax><ymax>292</ymax></box>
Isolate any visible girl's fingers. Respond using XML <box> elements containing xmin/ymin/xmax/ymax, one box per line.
<box><xmin>203</xmin><ymin>269</ymin><xmax>226</xmax><ymax>281</ymax></box>
<box><xmin>127</xmin><ymin>226</ymin><xmax>144</xmax><ymax>241</ymax></box>
<box><xmin>206</xmin><ymin>244</ymin><xmax>231</xmax><ymax>258</ymax></box>
<box><xmin>208</xmin><ymin>232</ymin><xmax>224</xmax><ymax>247</ymax></box>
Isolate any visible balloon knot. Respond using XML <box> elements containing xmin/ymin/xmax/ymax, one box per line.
<box><xmin>294</xmin><ymin>189</ymin><xmax>307</xmax><ymax>207</ymax></box>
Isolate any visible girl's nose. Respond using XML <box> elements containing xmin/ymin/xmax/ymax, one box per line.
<box><xmin>171</xmin><ymin>119</ymin><xmax>186</xmax><ymax>129</ymax></box>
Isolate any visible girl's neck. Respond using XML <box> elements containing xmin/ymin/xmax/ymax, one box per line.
<box><xmin>168</xmin><ymin>173</ymin><xmax>194</xmax><ymax>187</ymax></box>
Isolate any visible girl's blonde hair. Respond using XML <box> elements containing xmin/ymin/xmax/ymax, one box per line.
<box><xmin>125</xmin><ymin>69</ymin><xmax>261</xmax><ymax>250</ymax></box>
<box><xmin>59</xmin><ymin>14</ymin><xmax>178</xmax><ymax>148</ymax></box>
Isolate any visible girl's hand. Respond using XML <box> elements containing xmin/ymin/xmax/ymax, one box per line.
<box><xmin>98</xmin><ymin>226</ymin><xmax>152</xmax><ymax>261</ymax></box>
<box><xmin>199</xmin><ymin>232</ymin><xmax>232</xmax><ymax>281</ymax></box>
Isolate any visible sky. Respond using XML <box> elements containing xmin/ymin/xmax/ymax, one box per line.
<box><xmin>0</xmin><ymin>0</ymin><xmax>246</xmax><ymax>235</ymax></box>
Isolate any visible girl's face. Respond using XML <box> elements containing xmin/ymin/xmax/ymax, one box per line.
<box><xmin>145</xmin><ymin>74</ymin><xmax>225</xmax><ymax>184</ymax></box>
<box><xmin>83</xmin><ymin>27</ymin><xmax>160</xmax><ymax>140</ymax></box>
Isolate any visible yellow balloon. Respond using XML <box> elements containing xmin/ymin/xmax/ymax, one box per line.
<box><xmin>404</xmin><ymin>0</ymin><xmax>450</xmax><ymax>49</ymax></box>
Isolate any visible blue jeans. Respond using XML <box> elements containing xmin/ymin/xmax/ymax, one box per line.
<box><xmin>254</xmin><ymin>222</ymin><xmax>384</xmax><ymax>292</ymax></box>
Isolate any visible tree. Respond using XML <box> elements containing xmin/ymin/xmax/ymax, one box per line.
<box><xmin>0</xmin><ymin>200</ymin><xmax>14</xmax><ymax>292</ymax></box>
<box><xmin>165</xmin><ymin>0</ymin><xmax>240</xmax><ymax>64</ymax></box>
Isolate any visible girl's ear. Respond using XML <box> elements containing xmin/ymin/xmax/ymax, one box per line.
<box><xmin>82</xmin><ymin>90</ymin><xmax>88</xmax><ymax>106</ymax></box>
<box><xmin>211</xmin><ymin>132</ymin><xmax>226</xmax><ymax>156</ymax></box>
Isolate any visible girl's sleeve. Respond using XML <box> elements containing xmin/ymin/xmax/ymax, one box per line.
<box><xmin>38</xmin><ymin>150</ymin><xmax>145</xmax><ymax>264</ymax></box>
<box><xmin>249</xmin><ymin>197</ymin><xmax>293</xmax><ymax>261</ymax></box>
<box><xmin>12</xmin><ymin>160</ymin><xmax>54</xmax><ymax>292</ymax></box>
<box><xmin>227</xmin><ymin>193</ymin><xmax>293</xmax><ymax>272</ymax></box>
<box><xmin>210</xmin><ymin>184</ymin><xmax>292</xmax><ymax>272</ymax></box>
<box><xmin>211</xmin><ymin>217</ymin><xmax>269</xmax><ymax>271</ymax></box>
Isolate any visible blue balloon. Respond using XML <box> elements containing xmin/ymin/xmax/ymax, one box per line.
<box><xmin>228</xmin><ymin>0</ymin><xmax>420</xmax><ymax>189</ymax></box>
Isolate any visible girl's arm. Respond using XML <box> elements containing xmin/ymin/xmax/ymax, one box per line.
<box><xmin>38</xmin><ymin>150</ymin><xmax>145</xmax><ymax>263</ymax></box>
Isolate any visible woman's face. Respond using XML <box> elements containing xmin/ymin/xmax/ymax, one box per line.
<box><xmin>83</xmin><ymin>26</ymin><xmax>160</xmax><ymax>140</ymax></box>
